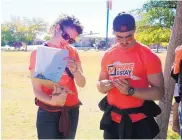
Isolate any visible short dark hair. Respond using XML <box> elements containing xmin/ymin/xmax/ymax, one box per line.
<box><xmin>54</xmin><ymin>14</ymin><xmax>83</xmax><ymax>35</ymax></box>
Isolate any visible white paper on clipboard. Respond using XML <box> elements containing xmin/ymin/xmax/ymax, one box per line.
<box><xmin>33</xmin><ymin>46</ymin><xmax>69</xmax><ymax>86</ymax></box>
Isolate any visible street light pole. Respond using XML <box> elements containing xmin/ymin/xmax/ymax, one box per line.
<box><xmin>105</xmin><ymin>0</ymin><xmax>112</xmax><ymax>49</ymax></box>
<box><xmin>106</xmin><ymin>8</ymin><xmax>109</xmax><ymax>49</ymax></box>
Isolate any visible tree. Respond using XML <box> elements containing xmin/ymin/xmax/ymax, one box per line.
<box><xmin>142</xmin><ymin>1</ymin><xmax>177</xmax><ymax>28</ymax></box>
<box><xmin>44</xmin><ymin>34</ymin><xmax>51</xmax><ymax>41</ymax></box>
<box><xmin>1</xmin><ymin>16</ymin><xmax>47</xmax><ymax>51</ymax></box>
<box><xmin>134</xmin><ymin>1</ymin><xmax>177</xmax><ymax>28</ymax></box>
<box><xmin>136</xmin><ymin>26</ymin><xmax>171</xmax><ymax>50</ymax></box>
<box><xmin>156</xmin><ymin>1</ymin><xmax>182</xmax><ymax>139</ymax></box>
<box><xmin>143</xmin><ymin>1</ymin><xmax>177</xmax><ymax>10</ymax></box>
<box><xmin>132</xmin><ymin>0</ymin><xmax>177</xmax><ymax>52</ymax></box>
<box><xmin>1</xmin><ymin>24</ymin><xmax>15</xmax><ymax>45</ymax></box>
<box><xmin>26</xmin><ymin>17</ymin><xmax>47</xmax><ymax>44</ymax></box>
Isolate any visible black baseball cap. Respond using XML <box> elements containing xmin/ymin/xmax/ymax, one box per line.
<box><xmin>113</xmin><ymin>12</ymin><xmax>136</xmax><ymax>32</ymax></box>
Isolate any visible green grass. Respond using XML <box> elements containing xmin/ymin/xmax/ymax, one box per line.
<box><xmin>167</xmin><ymin>126</ymin><xmax>180</xmax><ymax>139</ymax></box>
<box><xmin>1</xmin><ymin>51</ymin><xmax>180</xmax><ymax>139</ymax></box>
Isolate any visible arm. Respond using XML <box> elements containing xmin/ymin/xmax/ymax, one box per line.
<box><xmin>132</xmin><ymin>52</ymin><xmax>165</xmax><ymax>100</ymax></box>
<box><xmin>73</xmin><ymin>62</ymin><xmax>86</xmax><ymax>88</ymax></box>
<box><xmin>30</xmin><ymin>70</ymin><xmax>52</xmax><ymax>105</ymax></box>
<box><xmin>129</xmin><ymin>50</ymin><xmax>164</xmax><ymax>100</ymax></box>
<box><xmin>113</xmin><ymin>72</ymin><xmax>165</xmax><ymax>100</ymax></box>
<box><xmin>30</xmin><ymin>70</ymin><xmax>68</xmax><ymax>106</ymax></box>
<box><xmin>97</xmin><ymin>52</ymin><xmax>114</xmax><ymax>94</ymax></box>
<box><xmin>97</xmin><ymin>71</ymin><xmax>114</xmax><ymax>94</ymax></box>
<box><xmin>133</xmin><ymin>72</ymin><xmax>165</xmax><ymax>100</ymax></box>
<box><xmin>65</xmin><ymin>49</ymin><xmax>86</xmax><ymax>88</ymax></box>
<box><xmin>29</xmin><ymin>51</ymin><xmax>52</xmax><ymax>103</ymax></box>
<box><xmin>29</xmin><ymin>50</ymin><xmax>68</xmax><ymax>106</ymax></box>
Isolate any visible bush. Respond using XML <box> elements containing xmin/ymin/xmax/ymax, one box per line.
<box><xmin>1</xmin><ymin>41</ymin><xmax>6</xmax><ymax>46</ymax></box>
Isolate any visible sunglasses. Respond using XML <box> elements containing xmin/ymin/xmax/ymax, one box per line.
<box><xmin>61</xmin><ymin>29</ymin><xmax>75</xmax><ymax>44</ymax></box>
<box><xmin>116</xmin><ymin>34</ymin><xmax>134</xmax><ymax>42</ymax></box>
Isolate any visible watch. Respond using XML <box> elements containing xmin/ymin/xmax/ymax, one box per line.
<box><xmin>127</xmin><ymin>87</ymin><xmax>135</xmax><ymax>96</ymax></box>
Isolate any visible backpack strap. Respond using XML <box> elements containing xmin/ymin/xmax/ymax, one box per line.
<box><xmin>65</xmin><ymin>67</ymin><xmax>74</xmax><ymax>79</ymax></box>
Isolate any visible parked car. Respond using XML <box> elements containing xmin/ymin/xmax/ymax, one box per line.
<box><xmin>1</xmin><ymin>45</ymin><xmax>15</xmax><ymax>51</ymax></box>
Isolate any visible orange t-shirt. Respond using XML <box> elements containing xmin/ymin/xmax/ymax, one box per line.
<box><xmin>29</xmin><ymin>44</ymin><xmax>81</xmax><ymax>107</ymax></box>
<box><xmin>101</xmin><ymin>42</ymin><xmax>162</xmax><ymax>123</ymax></box>
<box><xmin>173</xmin><ymin>45</ymin><xmax>182</xmax><ymax>74</ymax></box>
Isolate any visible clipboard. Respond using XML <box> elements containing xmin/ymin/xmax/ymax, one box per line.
<box><xmin>32</xmin><ymin>46</ymin><xmax>69</xmax><ymax>89</ymax></box>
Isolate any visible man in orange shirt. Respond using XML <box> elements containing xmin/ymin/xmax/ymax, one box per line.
<box><xmin>29</xmin><ymin>14</ymin><xmax>86</xmax><ymax>139</ymax></box>
<box><xmin>97</xmin><ymin>12</ymin><xmax>164</xmax><ymax>139</ymax></box>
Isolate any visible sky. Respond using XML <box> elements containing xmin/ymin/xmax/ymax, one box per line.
<box><xmin>1</xmin><ymin>0</ymin><xmax>147</xmax><ymax>38</ymax></box>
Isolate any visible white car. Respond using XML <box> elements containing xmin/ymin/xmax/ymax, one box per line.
<box><xmin>151</xmin><ymin>48</ymin><xmax>167</xmax><ymax>53</ymax></box>
<box><xmin>1</xmin><ymin>45</ymin><xmax>15</xmax><ymax>51</ymax></box>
